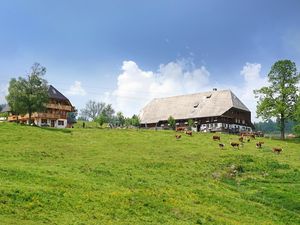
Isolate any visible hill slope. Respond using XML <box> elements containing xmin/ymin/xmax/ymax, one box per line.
<box><xmin>0</xmin><ymin>123</ymin><xmax>299</xmax><ymax>224</ymax></box>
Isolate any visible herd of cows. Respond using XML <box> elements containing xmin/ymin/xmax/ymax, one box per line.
<box><xmin>174</xmin><ymin>128</ymin><xmax>283</xmax><ymax>154</ymax></box>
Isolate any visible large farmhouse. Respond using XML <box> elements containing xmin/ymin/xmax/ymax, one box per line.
<box><xmin>139</xmin><ymin>89</ymin><xmax>253</xmax><ymax>133</ymax></box>
<box><xmin>3</xmin><ymin>85</ymin><xmax>75</xmax><ymax>128</ymax></box>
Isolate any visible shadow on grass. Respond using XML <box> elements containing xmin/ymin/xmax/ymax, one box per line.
<box><xmin>39</xmin><ymin>127</ymin><xmax>72</xmax><ymax>134</ymax></box>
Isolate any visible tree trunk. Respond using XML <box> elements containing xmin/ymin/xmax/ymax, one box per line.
<box><xmin>28</xmin><ymin>108</ymin><xmax>32</xmax><ymax>125</ymax></box>
<box><xmin>280</xmin><ymin>114</ymin><xmax>285</xmax><ymax>140</ymax></box>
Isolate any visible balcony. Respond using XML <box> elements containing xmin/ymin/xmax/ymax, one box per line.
<box><xmin>46</xmin><ymin>103</ymin><xmax>72</xmax><ymax>111</ymax></box>
<box><xmin>34</xmin><ymin>113</ymin><xmax>66</xmax><ymax>119</ymax></box>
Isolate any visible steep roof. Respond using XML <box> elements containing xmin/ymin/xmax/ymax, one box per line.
<box><xmin>2</xmin><ymin>85</ymin><xmax>72</xmax><ymax>112</ymax></box>
<box><xmin>1</xmin><ymin>104</ymin><xmax>11</xmax><ymax>113</ymax></box>
<box><xmin>139</xmin><ymin>89</ymin><xmax>250</xmax><ymax>124</ymax></box>
<box><xmin>48</xmin><ymin>85</ymin><xmax>69</xmax><ymax>101</ymax></box>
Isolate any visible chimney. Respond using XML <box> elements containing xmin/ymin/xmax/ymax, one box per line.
<box><xmin>213</xmin><ymin>88</ymin><xmax>217</xmax><ymax>91</ymax></box>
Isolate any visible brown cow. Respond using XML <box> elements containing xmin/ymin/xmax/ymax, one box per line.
<box><xmin>185</xmin><ymin>130</ymin><xmax>192</xmax><ymax>136</ymax></box>
<box><xmin>256</xmin><ymin>141</ymin><xmax>264</xmax><ymax>148</ymax></box>
<box><xmin>230</xmin><ymin>142</ymin><xmax>239</xmax><ymax>149</ymax></box>
<box><xmin>219</xmin><ymin>143</ymin><xmax>225</xmax><ymax>150</ymax></box>
<box><xmin>175</xmin><ymin>134</ymin><xmax>181</xmax><ymax>140</ymax></box>
<box><xmin>213</xmin><ymin>135</ymin><xmax>220</xmax><ymax>141</ymax></box>
<box><xmin>176</xmin><ymin>127</ymin><xmax>185</xmax><ymax>132</ymax></box>
<box><xmin>272</xmin><ymin>147</ymin><xmax>283</xmax><ymax>154</ymax></box>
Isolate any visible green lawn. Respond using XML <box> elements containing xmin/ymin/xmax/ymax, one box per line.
<box><xmin>0</xmin><ymin>123</ymin><xmax>299</xmax><ymax>224</ymax></box>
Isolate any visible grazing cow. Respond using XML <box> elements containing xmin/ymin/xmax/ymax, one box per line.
<box><xmin>185</xmin><ymin>130</ymin><xmax>192</xmax><ymax>136</ymax></box>
<box><xmin>175</xmin><ymin>134</ymin><xmax>182</xmax><ymax>140</ymax></box>
<box><xmin>256</xmin><ymin>141</ymin><xmax>264</xmax><ymax>148</ymax></box>
<box><xmin>272</xmin><ymin>147</ymin><xmax>283</xmax><ymax>154</ymax></box>
<box><xmin>219</xmin><ymin>143</ymin><xmax>225</xmax><ymax>150</ymax></box>
<box><xmin>213</xmin><ymin>135</ymin><xmax>221</xmax><ymax>141</ymax></box>
<box><xmin>230</xmin><ymin>142</ymin><xmax>239</xmax><ymax>149</ymax></box>
<box><xmin>176</xmin><ymin>127</ymin><xmax>185</xmax><ymax>132</ymax></box>
<box><xmin>256</xmin><ymin>142</ymin><xmax>262</xmax><ymax>148</ymax></box>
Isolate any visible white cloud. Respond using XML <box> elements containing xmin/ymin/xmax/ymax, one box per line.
<box><xmin>110</xmin><ymin>60</ymin><xmax>268</xmax><ymax>122</ymax></box>
<box><xmin>238</xmin><ymin>63</ymin><xmax>268</xmax><ymax>121</ymax></box>
<box><xmin>66</xmin><ymin>81</ymin><xmax>86</xmax><ymax>96</ymax></box>
<box><xmin>0</xmin><ymin>83</ymin><xmax>8</xmax><ymax>103</ymax></box>
<box><xmin>112</xmin><ymin>60</ymin><xmax>211</xmax><ymax>116</ymax></box>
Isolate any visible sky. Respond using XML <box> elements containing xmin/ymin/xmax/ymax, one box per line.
<box><xmin>0</xmin><ymin>0</ymin><xmax>300</xmax><ymax>121</ymax></box>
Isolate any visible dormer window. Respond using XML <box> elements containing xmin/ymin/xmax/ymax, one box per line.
<box><xmin>206</xmin><ymin>94</ymin><xmax>212</xmax><ymax>99</ymax></box>
<box><xmin>193</xmin><ymin>102</ymin><xmax>199</xmax><ymax>108</ymax></box>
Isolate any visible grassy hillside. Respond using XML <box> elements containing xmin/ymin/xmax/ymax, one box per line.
<box><xmin>0</xmin><ymin>123</ymin><xmax>299</xmax><ymax>224</ymax></box>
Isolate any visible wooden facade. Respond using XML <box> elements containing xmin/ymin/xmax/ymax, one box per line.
<box><xmin>6</xmin><ymin>85</ymin><xmax>75</xmax><ymax>128</ymax></box>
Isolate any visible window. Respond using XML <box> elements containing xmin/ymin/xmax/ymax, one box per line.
<box><xmin>58</xmin><ymin>120</ymin><xmax>64</xmax><ymax>126</ymax></box>
<box><xmin>41</xmin><ymin>119</ymin><xmax>47</xmax><ymax>124</ymax></box>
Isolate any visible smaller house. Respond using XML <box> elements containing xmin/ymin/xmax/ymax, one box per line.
<box><xmin>3</xmin><ymin>85</ymin><xmax>75</xmax><ymax>128</ymax></box>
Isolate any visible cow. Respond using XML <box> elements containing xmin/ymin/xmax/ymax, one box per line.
<box><xmin>175</xmin><ymin>134</ymin><xmax>181</xmax><ymax>140</ymax></box>
<box><xmin>213</xmin><ymin>135</ymin><xmax>221</xmax><ymax>141</ymax></box>
<box><xmin>238</xmin><ymin>137</ymin><xmax>244</xmax><ymax>143</ymax></box>
<box><xmin>230</xmin><ymin>142</ymin><xmax>239</xmax><ymax>149</ymax></box>
<box><xmin>176</xmin><ymin>127</ymin><xmax>185</xmax><ymax>132</ymax></box>
<box><xmin>219</xmin><ymin>143</ymin><xmax>225</xmax><ymax>150</ymax></box>
<box><xmin>256</xmin><ymin>141</ymin><xmax>264</xmax><ymax>149</ymax></box>
<box><xmin>185</xmin><ymin>130</ymin><xmax>192</xmax><ymax>136</ymax></box>
<box><xmin>272</xmin><ymin>147</ymin><xmax>283</xmax><ymax>154</ymax></box>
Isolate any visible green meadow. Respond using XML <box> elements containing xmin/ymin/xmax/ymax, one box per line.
<box><xmin>0</xmin><ymin>123</ymin><xmax>299</xmax><ymax>224</ymax></box>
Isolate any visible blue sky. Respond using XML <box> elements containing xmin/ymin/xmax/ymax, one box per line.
<box><xmin>1</xmin><ymin>0</ymin><xmax>300</xmax><ymax>120</ymax></box>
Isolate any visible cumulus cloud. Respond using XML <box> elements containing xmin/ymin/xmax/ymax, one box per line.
<box><xmin>238</xmin><ymin>63</ymin><xmax>268</xmax><ymax>121</ymax></box>
<box><xmin>110</xmin><ymin>60</ymin><xmax>268</xmax><ymax>121</ymax></box>
<box><xmin>0</xmin><ymin>83</ymin><xmax>8</xmax><ymax>103</ymax></box>
<box><xmin>67</xmin><ymin>81</ymin><xmax>86</xmax><ymax>96</ymax></box>
<box><xmin>112</xmin><ymin>60</ymin><xmax>211</xmax><ymax>116</ymax></box>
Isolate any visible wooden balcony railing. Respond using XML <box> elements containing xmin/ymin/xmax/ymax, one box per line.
<box><xmin>46</xmin><ymin>103</ymin><xmax>72</xmax><ymax>111</ymax></box>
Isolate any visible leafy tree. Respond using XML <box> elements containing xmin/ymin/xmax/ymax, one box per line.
<box><xmin>254</xmin><ymin>60</ymin><xmax>300</xmax><ymax>139</ymax></box>
<box><xmin>168</xmin><ymin>116</ymin><xmax>176</xmax><ymax>130</ymax></box>
<box><xmin>188</xmin><ymin>119</ymin><xmax>194</xmax><ymax>130</ymax></box>
<box><xmin>131</xmin><ymin>114</ymin><xmax>140</xmax><ymax>127</ymax></box>
<box><xmin>67</xmin><ymin>111</ymin><xmax>78</xmax><ymax>124</ymax></box>
<box><xmin>102</xmin><ymin>104</ymin><xmax>115</xmax><ymax>123</ymax></box>
<box><xmin>124</xmin><ymin>117</ymin><xmax>132</xmax><ymax>127</ymax></box>
<box><xmin>96</xmin><ymin>114</ymin><xmax>107</xmax><ymax>127</ymax></box>
<box><xmin>116</xmin><ymin>111</ymin><xmax>125</xmax><ymax>126</ymax></box>
<box><xmin>80</xmin><ymin>101</ymin><xmax>105</xmax><ymax>121</ymax></box>
<box><xmin>6</xmin><ymin>63</ymin><xmax>49</xmax><ymax>124</ymax></box>
<box><xmin>293</xmin><ymin>99</ymin><xmax>300</xmax><ymax>135</ymax></box>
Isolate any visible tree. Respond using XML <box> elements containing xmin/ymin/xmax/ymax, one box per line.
<box><xmin>131</xmin><ymin>114</ymin><xmax>140</xmax><ymax>127</ymax></box>
<box><xmin>67</xmin><ymin>111</ymin><xmax>78</xmax><ymax>124</ymax></box>
<box><xmin>80</xmin><ymin>101</ymin><xmax>105</xmax><ymax>121</ymax></box>
<box><xmin>102</xmin><ymin>104</ymin><xmax>115</xmax><ymax>123</ymax></box>
<box><xmin>96</xmin><ymin>114</ymin><xmax>107</xmax><ymax>127</ymax></box>
<box><xmin>116</xmin><ymin>111</ymin><xmax>125</xmax><ymax>127</ymax></box>
<box><xmin>293</xmin><ymin>99</ymin><xmax>300</xmax><ymax>135</ymax></box>
<box><xmin>168</xmin><ymin>116</ymin><xmax>176</xmax><ymax>130</ymax></box>
<box><xmin>6</xmin><ymin>63</ymin><xmax>49</xmax><ymax>124</ymax></box>
<box><xmin>254</xmin><ymin>60</ymin><xmax>300</xmax><ymax>139</ymax></box>
<box><xmin>188</xmin><ymin>119</ymin><xmax>194</xmax><ymax>130</ymax></box>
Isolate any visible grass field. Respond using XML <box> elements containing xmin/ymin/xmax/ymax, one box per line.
<box><xmin>0</xmin><ymin>123</ymin><xmax>299</xmax><ymax>224</ymax></box>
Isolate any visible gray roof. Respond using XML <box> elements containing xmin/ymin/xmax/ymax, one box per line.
<box><xmin>139</xmin><ymin>89</ymin><xmax>250</xmax><ymax>124</ymax></box>
<box><xmin>48</xmin><ymin>85</ymin><xmax>69</xmax><ymax>101</ymax></box>
<box><xmin>1</xmin><ymin>104</ymin><xmax>10</xmax><ymax>113</ymax></box>
<box><xmin>1</xmin><ymin>85</ymin><xmax>72</xmax><ymax>112</ymax></box>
